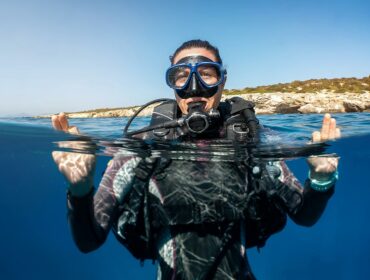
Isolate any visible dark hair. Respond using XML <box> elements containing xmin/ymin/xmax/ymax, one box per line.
<box><xmin>170</xmin><ymin>39</ymin><xmax>223</xmax><ymax>65</ymax></box>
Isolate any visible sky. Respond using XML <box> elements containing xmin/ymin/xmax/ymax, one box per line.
<box><xmin>0</xmin><ymin>0</ymin><xmax>369</xmax><ymax>116</ymax></box>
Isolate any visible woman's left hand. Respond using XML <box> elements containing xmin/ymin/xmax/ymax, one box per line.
<box><xmin>307</xmin><ymin>113</ymin><xmax>341</xmax><ymax>180</ymax></box>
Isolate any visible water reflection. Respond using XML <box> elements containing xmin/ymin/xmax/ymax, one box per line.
<box><xmin>53</xmin><ymin>132</ymin><xmax>333</xmax><ymax>164</ymax></box>
<box><xmin>0</xmin><ymin>116</ymin><xmax>369</xmax><ymax>279</ymax></box>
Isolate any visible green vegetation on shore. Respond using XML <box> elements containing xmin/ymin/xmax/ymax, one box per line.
<box><xmin>65</xmin><ymin>105</ymin><xmax>138</xmax><ymax>114</ymax></box>
<box><xmin>224</xmin><ymin>75</ymin><xmax>370</xmax><ymax>95</ymax></box>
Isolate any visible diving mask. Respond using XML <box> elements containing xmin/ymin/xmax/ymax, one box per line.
<box><xmin>166</xmin><ymin>55</ymin><xmax>226</xmax><ymax>98</ymax></box>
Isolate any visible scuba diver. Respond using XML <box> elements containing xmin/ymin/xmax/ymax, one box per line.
<box><xmin>52</xmin><ymin>40</ymin><xmax>340</xmax><ymax>279</ymax></box>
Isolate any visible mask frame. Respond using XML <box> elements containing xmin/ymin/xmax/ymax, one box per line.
<box><xmin>165</xmin><ymin>56</ymin><xmax>226</xmax><ymax>99</ymax></box>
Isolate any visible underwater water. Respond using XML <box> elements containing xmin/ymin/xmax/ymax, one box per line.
<box><xmin>0</xmin><ymin>112</ymin><xmax>369</xmax><ymax>280</ymax></box>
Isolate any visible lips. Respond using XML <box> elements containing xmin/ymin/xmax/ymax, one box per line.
<box><xmin>185</xmin><ymin>97</ymin><xmax>208</xmax><ymax>105</ymax></box>
<box><xmin>185</xmin><ymin>98</ymin><xmax>208</xmax><ymax>111</ymax></box>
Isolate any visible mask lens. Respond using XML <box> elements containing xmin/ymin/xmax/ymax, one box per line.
<box><xmin>197</xmin><ymin>64</ymin><xmax>222</xmax><ymax>86</ymax></box>
<box><xmin>167</xmin><ymin>65</ymin><xmax>191</xmax><ymax>89</ymax></box>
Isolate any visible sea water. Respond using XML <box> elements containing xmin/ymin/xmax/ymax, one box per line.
<box><xmin>0</xmin><ymin>113</ymin><xmax>369</xmax><ymax>280</ymax></box>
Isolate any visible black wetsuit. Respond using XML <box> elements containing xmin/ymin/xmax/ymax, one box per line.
<box><xmin>67</xmin><ymin>152</ymin><xmax>334</xmax><ymax>279</ymax></box>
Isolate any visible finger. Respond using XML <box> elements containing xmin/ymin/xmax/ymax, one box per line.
<box><xmin>328</xmin><ymin>118</ymin><xmax>336</xmax><ymax>139</ymax></box>
<box><xmin>58</xmin><ymin>112</ymin><xmax>70</xmax><ymax>131</ymax></box>
<box><xmin>335</xmin><ymin>128</ymin><xmax>341</xmax><ymax>138</ymax></box>
<box><xmin>312</xmin><ymin>131</ymin><xmax>321</xmax><ymax>142</ymax></box>
<box><xmin>324</xmin><ymin>158</ymin><xmax>338</xmax><ymax>173</ymax></box>
<box><xmin>51</xmin><ymin>115</ymin><xmax>63</xmax><ymax>130</ymax></box>
<box><xmin>51</xmin><ymin>151</ymin><xmax>61</xmax><ymax>163</ymax></box>
<box><xmin>328</xmin><ymin>157</ymin><xmax>339</xmax><ymax>169</ymax></box>
<box><xmin>320</xmin><ymin>113</ymin><xmax>331</xmax><ymax>140</ymax></box>
<box><xmin>308</xmin><ymin>156</ymin><xmax>338</xmax><ymax>173</ymax></box>
<box><xmin>51</xmin><ymin>151</ymin><xmax>67</xmax><ymax>165</ymax></box>
<box><xmin>68</xmin><ymin>126</ymin><xmax>80</xmax><ymax>135</ymax></box>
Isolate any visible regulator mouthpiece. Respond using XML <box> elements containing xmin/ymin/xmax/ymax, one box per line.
<box><xmin>185</xmin><ymin>102</ymin><xmax>220</xmax><ymax>134</ymax></box>
<box><xmin>186</xmin><ymin>102</ymin><xmax>208</xmax><ymax>134</ymax></box>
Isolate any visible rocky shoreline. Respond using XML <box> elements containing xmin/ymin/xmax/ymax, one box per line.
<box><xmin>40</xmin><ymin>92</ymin><xmax>370</xmax><ymax>118</ymax></box>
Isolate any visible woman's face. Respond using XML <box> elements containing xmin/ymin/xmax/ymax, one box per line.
<box><xmin>172</xmin><ymin>47</ymin><xmax>225</xmax><ymax>114</ymax></box>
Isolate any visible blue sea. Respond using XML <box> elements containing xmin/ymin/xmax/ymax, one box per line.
<box><xmin>0</xmin><ymin>113</ymin><xmax>369</xmax><ymax>280</ymax></box>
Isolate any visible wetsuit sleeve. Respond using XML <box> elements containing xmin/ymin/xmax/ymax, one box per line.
<box><xmin>67</xmin><ymin>155</ymin><xmax>139</xmax><ymax>253</ymax></box>
<box><xmin>277</xmin><ymin>161</ymin><xmax>334</xmax><ymax>227</ymax></box>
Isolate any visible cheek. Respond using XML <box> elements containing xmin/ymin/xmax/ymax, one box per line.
<box><xmin>206</xmin><ymin>99</ymin><xmax>216</xmax><ymax>111</ymax></box>
<box><xmin>206</xmin><ymin>92</ymin><xmax>222</xmax><ymax>110</ymax></box>
<box><xmin>177</xmin><ymin>99</ymin><xmax>188</xmax><ymax>114</ymax></box>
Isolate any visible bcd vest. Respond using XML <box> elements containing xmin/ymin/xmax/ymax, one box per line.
<box><xmin>141</xmin><ymin>97</ymin><xmax>259</xmax><ymax>141</ymax></box>
<box><xmin>112</xmin><ymin>98</ymin><xmax>303</xmax><ymax>262</ymax></box>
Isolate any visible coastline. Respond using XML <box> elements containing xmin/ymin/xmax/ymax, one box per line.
<box><xmin>37</xmin><ymin>91</ymin><xmax>370</xmax><ymax>118</ymax></box>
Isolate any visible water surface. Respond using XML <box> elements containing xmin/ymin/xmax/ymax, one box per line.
<box><xmin>0</xmin><ymin>113</ymin><xmax>369</xmax><ymax>279</ymax></box>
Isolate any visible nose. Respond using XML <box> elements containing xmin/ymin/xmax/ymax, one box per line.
<box><xmin>189</xmin><ymin>73</ymin><xmax>198</xmax><ymax>96</ymax></box>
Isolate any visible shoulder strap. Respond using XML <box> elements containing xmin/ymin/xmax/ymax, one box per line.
<box><xmin>149</xmin><ymin>99</ymin><xmax>179</xmax><ymax>140</ymax></box>
<box><xmin>113</xmin><ymin>157</ymin><xmax>159</xmax><ymax>262</ymax></box>
<box><xmin>221</xmin><ymin>97</ymin><xmax>260</xmax><ymax>141</ymax></box>
<box><xmin>244</xmin><ymin>161</ymin><xmax>304</xmax><ymax>249</ymax></box>
<box><xmin>228</xmin><ymin>97</ymin><xmax>260</xmax><ymax>141</ymax></box>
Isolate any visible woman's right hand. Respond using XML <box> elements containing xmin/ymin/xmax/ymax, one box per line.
<box><xmin>51</xmin><ymin>113</ymin><xmax>96</xmax><ymax>197</ymax></box>
<box><xmin>52</xmin><ymin>112</ymin><xmax>80</xmax><ymax>134</ymax></box>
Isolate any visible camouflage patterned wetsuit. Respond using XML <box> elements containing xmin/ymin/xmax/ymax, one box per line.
<box><xmin>67</xmin><ymin>153</ymin><xmax>334</xmax><ymax>279</ymax></box>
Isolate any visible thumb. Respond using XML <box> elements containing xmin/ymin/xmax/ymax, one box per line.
<box><xmin>68</xmin><ymin>126</ymin><xmax>80</xmax><ymax>135</ymax></box>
